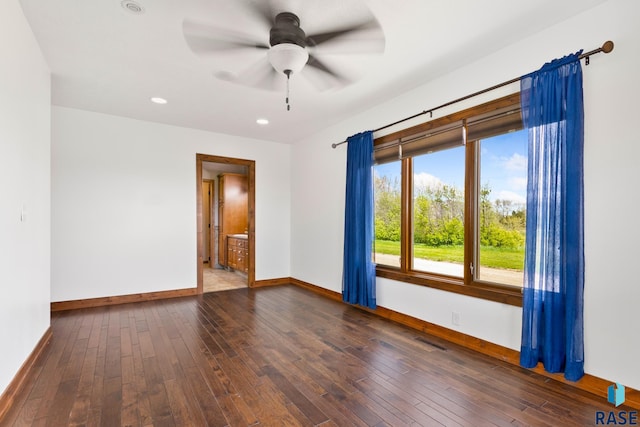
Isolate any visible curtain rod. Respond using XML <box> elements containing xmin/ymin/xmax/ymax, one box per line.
<box><xmin>332</xmin><ymin>40</ymin><xmax>614</xmax><ymax>149</ymax></box>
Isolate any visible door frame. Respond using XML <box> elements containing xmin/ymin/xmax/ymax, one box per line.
<box><xmin>202</xmin><ymin>179</ymin><xmax>214</xmax><ymax>265</ymax></box>
<box><xmin>196</xmin><ymin>153</ymin><xmax>256</xmax><ymax>293</ymax></box>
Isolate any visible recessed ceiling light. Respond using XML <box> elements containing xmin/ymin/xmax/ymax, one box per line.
<box><xmin>121</xmin><ymin>0</ymin><xmax>145</xmax><ymax>14</ymax></box>
<box><xmin>256</xmin><ymin>118</ymin><xmax>269</xmax><ymax>125</ymax></box>
<box><xmin>151</xmin><ymin>97</ymin><xmax>167</xmax><ymax>104</ymax></box>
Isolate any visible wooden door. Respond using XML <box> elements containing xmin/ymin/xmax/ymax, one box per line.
<box><xmin>217</xmin><ymin>173</ymin><xmax>248</xmax><ymax>267</ymax></box>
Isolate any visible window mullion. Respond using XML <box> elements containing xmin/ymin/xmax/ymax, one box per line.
<box><xmin>401</xmin><ymin>157</ymin><xmax>412</xmax><ymax>272</ymax></box>
<box><xmin>464</xmin><ymin>130</ymin><xmax>477</xmax><ymax>286</ymax></box>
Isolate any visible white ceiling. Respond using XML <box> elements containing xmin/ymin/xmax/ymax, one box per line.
<box><xmin>19</xmin><ymin>0</ymin><xmax>607</xmax><ymax>144</ymax></box>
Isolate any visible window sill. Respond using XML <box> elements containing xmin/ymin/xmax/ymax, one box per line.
<box><xmin>376</xmin><ymin>266</ymin><xmax>523</xmax><ymax>307</ymax></box>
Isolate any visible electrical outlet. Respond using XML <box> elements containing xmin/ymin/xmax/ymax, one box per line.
<box><xmin>452</xmin><ymin>311</ymin><xmax>460</xmax><ymax>326</ymax></box>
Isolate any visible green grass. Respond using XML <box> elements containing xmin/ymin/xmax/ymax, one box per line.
<box><xmin>374</xmin><ymin>239</ymin><xmax>524</xmax><ymax>271</ymax></box>
<box><xmin>478</xmin><ymin>246</ymin><xmax>525</xmax><ymax>270</ymax></box>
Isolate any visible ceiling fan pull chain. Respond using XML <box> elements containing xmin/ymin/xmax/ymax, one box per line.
<box><xmin>285</xmin><ymin>70</ymin><xmax>291</xmax><ymax>111</ymax></box>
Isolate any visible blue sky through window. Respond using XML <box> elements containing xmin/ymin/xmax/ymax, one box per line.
<box><xmin>479</xmin><ymin>130</ymin><xmax>528</xmax><ymax>205</ymax></box>
<box><xmin>375</xmin><ymin>129</ymin><xmax>527</xmax><ymax>206</ymax></box>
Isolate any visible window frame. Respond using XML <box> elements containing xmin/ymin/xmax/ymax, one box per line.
<box><xmin>374</xmin><ymin>93</ymin><xmax>524</xmax><ymax>307</ymax></box>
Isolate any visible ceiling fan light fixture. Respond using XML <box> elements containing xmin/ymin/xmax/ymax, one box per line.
<box><xmin>267</xmin><ymin>43</ymin><xmax>309</xmax><ymax>75</ymax></box>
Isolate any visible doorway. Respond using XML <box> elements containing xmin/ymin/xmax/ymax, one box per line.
<box><xmin>196</xmin><ymin>154</ymin><xmax>255</xmax><ymax>293</ymax></box>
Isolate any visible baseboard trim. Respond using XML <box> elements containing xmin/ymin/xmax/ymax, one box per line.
<box><xmin>288</xmin><ymin>277</ymin><xmax>639</xmax><ymax>409</ymax></box>
<box><xmin>0</xmin><ymin>327</ymin><xmax>52</xmax><ymax>422</ymax></box>
<box><xmin>290</xmin><ymin>278</ymin><xmax>343</xmax><ymax>302</ymax></box>
<box><xmin>51</xmin><ymin>288</ymin><xmax>198</xmax><ymax>312</ymax></box>
<box><xmin>253</xmin><ymin>277</ymin><xmax>291</xmax><ymax>288</ymax></box>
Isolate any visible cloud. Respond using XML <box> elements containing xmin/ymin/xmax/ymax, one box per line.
<box><xmin>503</xmin><ymin>153</ymin><xmax>527</xmax><ymax>172</ymax></box>
<box><xmin>509</xmin><ymin>176</ymin><xmax>528</xmax><ymax>191</ymax></box>
<box><xmin>496</xmin><ymin>190</ymin><xmax>526</xmax><ymax>205</ymax></box>
<box><xmin>414</xmin><ymin>172</ymin><xmax>443</xmax><ymax>190</ymax></box>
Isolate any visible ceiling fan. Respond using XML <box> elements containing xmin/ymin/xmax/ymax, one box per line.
<box><xmin>182</xmin><ymin>2</ymin><xmax>385</xmax><ymax>110</ymax></box>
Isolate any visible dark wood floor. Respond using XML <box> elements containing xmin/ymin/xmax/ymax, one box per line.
<box><xmin>2</xmin><ymin>285</ymin><xmax>617</xmax><ymax>426</ymax></box>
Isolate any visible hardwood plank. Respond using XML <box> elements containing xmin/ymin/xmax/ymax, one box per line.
<box><xmin>139</xmin><ymin>356</ymin><xmax>175</xmax><ymax>426</ymax></box>
<box><xmin>67</xmin><ymin>345</ymin><xmax>99</xmax><ymax>426</ymax></box>
<box><xmin>28</xmin><ymin>316</ymin><xmax>82</xmax><ymax>422</ymax></box>
<box><xmin>3</xmin><ymin>396</ymin><xmax>42</xmax><ymax>427</ymax></box>
<box><xmin>86</xmin><ymin>310</ymin><xmax>104</xmax><ymax>349</ymax></box>
<box><xmin>86</xmin><ymin>311</ymin><xmax>108</xmax><ymax>425</ymax></box>
<box><xmin>120</xmin><ymin>381</ymin><xmax>139</xmax><ymax>427</ymax></box>
<box><xmin>131</xmin><ymin>329</ymin><xmax>154</xmax><ymax>427</ymax></box>
<box><xmin>100</xmin><ymin>376</ymin><xmax>122</xmax><ymax>426</ymax></box>
<box><xmin>261</xmin><ymin>364</ymin><xmax>329</xmax><ymax>425</ymax></box>
<box><xmin>163</xmin><ymin>379</ymin><xmax>197</xmax><ymax>427</ymax></box>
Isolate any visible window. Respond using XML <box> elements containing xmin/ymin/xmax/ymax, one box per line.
<box><xmin>412</xmin><ymin>140</ymin><xmax>466</xmax><ymax>277</ymax></box>
<box><xmin>476</xmin><ymin>130</ymin><xmax>527</xmax><ymax>287</ymax></box>
<box><xmin>373</xmin><ymin>160</ymin><xmax>401</xmax><ymax>268</ymax></box>
<box><xmin>373</xmin><ymin>94</ymin><xmax>525</xmax><ymax>306</ymax></box>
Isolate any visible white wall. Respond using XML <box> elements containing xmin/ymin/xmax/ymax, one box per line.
<box><xmin>51</xmin><ymin>107</ymin><xmax>291</xmax><ymax>302</ymax></box>
<box><xmin>292</xmin><ymin>0</ymin><xmax>640</xmax><ymax>390</ymax></box>
<box><xmin>0</xmin><ymin>0</ymin><xmax>51</xmax><ymax>397</ymax></box>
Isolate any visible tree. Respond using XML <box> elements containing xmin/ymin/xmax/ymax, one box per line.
<box><xmin>375</xmin><ymin>175</ymin><xmax>525</xmax><ymax>250</ymax></box>
<box><xmin>413</xmin><ymin>182</ymin><xmax>464</xmax><ymax>246</ymax></box>
<box><xmin>374</xmin><ymin>175</ymin><xmax>401</xmax><ymax>241</ymax></box>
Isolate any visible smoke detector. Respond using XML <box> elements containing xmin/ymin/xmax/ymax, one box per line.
<box><xmin>121</xmin><ymin>1</ymin><xmax>144</xmax><ymax>14</ymax></box>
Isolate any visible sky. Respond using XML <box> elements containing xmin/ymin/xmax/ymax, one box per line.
<box><xmin>375</xmin><ymin>129</ymin><xmax>528</xmax><ymax>206</ymax></box>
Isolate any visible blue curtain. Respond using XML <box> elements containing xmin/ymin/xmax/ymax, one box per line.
<box><xmin>520</xmin><ymin>51</ymin><xmax>585</xmax><ymax>381</ymax></box>
<box><xmin>342</xmin><ymin>131</ymin><xmax>376</xmax><ymax>309</ymax></box>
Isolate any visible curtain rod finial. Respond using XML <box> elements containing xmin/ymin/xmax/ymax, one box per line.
<box><xmin>602</xmin><ymin>40</ymin><xmax>614</xmax><ymax>54</ymax></box>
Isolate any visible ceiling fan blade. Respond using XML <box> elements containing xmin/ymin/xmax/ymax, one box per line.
<box><xmin>306</xmin><ymin>54</ymin><xmax>349</xmax><ymax>81</ymax></box>
<box><xmin>304</xmin><ymin>54</ymin><xmax>352</xmax><ymax>90</ymax></box>
<box><xmin>226</xmin><ymin>57</ymin><xmax>283</xmax><ymax>92</ymax></box>
<box><xmin>183</xmin><ymin>19</ymin><xmax>268</xmax><ymax>55</ymax></box>
<box><xmin>305</xmin><ymin>18</ymin><xmax>383</xmax><ymax>49</ymax></box>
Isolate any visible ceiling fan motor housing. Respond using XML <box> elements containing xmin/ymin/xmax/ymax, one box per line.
<box><xmin>270</xmin><ymin>12</ymin><xmax>306</xmax><ymax>47</ymax></box>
